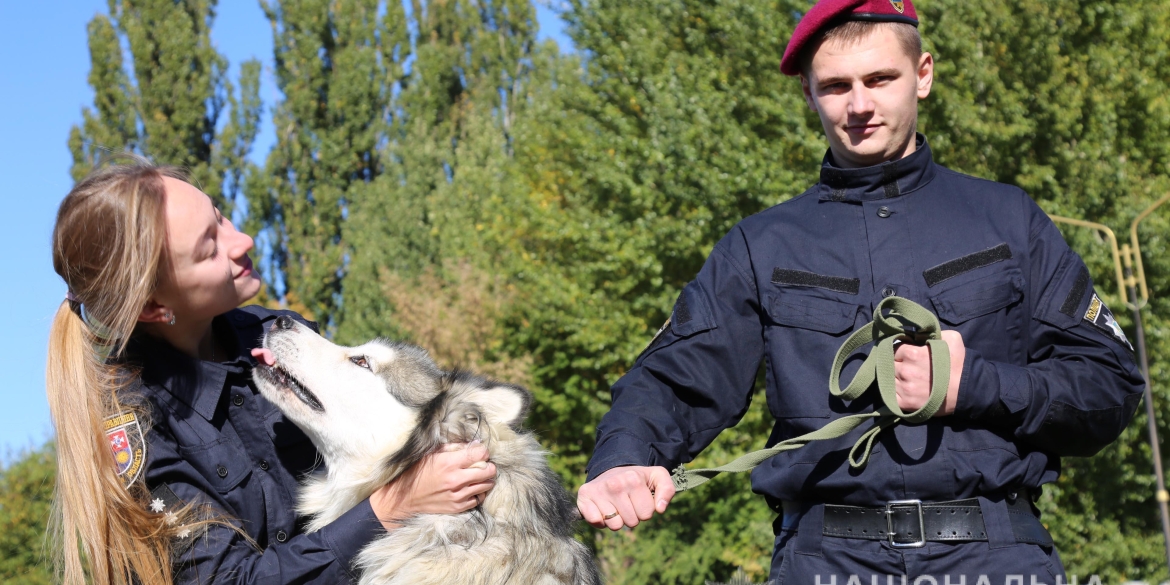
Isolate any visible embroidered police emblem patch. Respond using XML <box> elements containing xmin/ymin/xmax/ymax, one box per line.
<box><xmin>105</xmin><ymin>411</ymin><xmax>145</xmax><ymax>485</ymax></box>
<box><xmin>1084</xmin><ymin>294</ymin><xmax>1133</xmax><ymax>350</ymax></box>
<box><xmin>890</xmin><ymin>0</ymin><xmax>905</xmax><ymax>13</ymax></box>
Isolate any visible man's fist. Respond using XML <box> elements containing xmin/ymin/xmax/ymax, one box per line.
<box><xmin>576</xmin><ymin>466</ymin><xmax>676</xmax><ymax>530</ymax></box>
<box><xmin>893</xmin><ymin>329</ymin><xmax>965</xmax><ymax>416</ymax></box>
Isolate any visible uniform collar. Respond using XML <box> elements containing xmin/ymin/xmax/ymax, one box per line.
<box><xmin>126</xmin><ymin>309</ymin><xmax>264</xmax><ymax>420</ymax></box>
<box><xmin>817</xmin><ymin>133</ymin><xmax>937</xmax><ymax>202</ymax></box>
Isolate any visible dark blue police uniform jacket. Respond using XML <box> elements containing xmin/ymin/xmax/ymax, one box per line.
<box><xmin>586</xmin><ymin>135</ymin><xmax>1143</xmax><ymax>529</ymax></box>
<box><xmin>129</xmin><ymin>306</ymin><xmax>383</xmax><ymax>584</ymax></box>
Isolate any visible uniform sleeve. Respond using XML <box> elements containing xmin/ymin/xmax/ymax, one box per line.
<box><xmin>586</xmin><ymin>228</ymin><xmax>766</xmax><ymax>481</ymax></box>
<box><xmin>954</xmin><ymin>201</ymin><xmax>1145</xmax><ymax>457</ymax></box>
<box><xmin>147</xmin><ymin>427</ymin><xmax>383</xmax><ymax>584</ymax></box>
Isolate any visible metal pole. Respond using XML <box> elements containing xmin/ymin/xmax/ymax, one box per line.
<box><xmin>1049</xmin><ymin>212</ymin><xmax>1170</xmax><ymax>570</ymax></box>
<box><xmin>1123</xmin><ymin>243</ymin><xmax>1170</xmax><ymax>570</ymax></box>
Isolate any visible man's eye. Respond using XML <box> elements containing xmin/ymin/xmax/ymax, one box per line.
<box><xmin>350</xmin><ymin>356</ymin><xmax>371</xmax><ymax>370</ymax></box>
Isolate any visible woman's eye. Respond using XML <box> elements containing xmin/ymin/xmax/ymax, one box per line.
<box><xmin>350</xmin><ymin>356</ymin><xmax>370</xmax><ymax>370</ymax></box>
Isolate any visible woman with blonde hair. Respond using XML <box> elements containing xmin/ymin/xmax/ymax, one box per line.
<box><xmin>47</xmin><ymin>160</ymin><xmax>496</xmax><ymax>585</ymax></box>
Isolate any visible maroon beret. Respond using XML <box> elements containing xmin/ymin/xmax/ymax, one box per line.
<box><xmin>780</xmin><ymin>0</ymin><xmax>919</xmax><ymax>76</ymax></box>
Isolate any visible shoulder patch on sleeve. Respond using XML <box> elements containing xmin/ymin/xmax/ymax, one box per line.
<box><xmin>105</xmin><ymin>412</ymin><xmax>145</xmax><ymax>485</ymax></box>
<box><xmin>1084</xmin><ymin>294</ymin><xmax>1133</xmax><ymax>350</ymax></box>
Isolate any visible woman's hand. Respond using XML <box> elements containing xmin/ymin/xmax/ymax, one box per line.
<box><xmin>369</xmin><ymin>442</ymin><xmax>496</xmax><ymax>530</ymax></box>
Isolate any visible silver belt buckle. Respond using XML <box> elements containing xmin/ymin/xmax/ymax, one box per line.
<box><xmin>885</xmin><ymin>499</ymin><xmax>925</xmax><ymax>548</ymax></box>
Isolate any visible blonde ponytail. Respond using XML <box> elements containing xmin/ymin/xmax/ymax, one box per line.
<box><xmin>47</xmin><ymin>161</ymin><xmax>193</xmax><ymax>585</ymax></box>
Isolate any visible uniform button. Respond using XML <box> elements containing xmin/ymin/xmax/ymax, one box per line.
<box><xmin>259</xmin><ymin>460</ymin><xmax>270</xmax><ymax>471</ymax></box>
<box><xmin>877</xmin><ymin>206</ymin><xmax>892</xmax><ymax>218</ymax></box>
<box><xmin>217</xmin><ymin>465</ymin><xmax>228</xmax><ymax>478</ymax></box>
<box><xmin>882</xmin><ymin>287</ymin><xmax>896</xmax><ymax>297</ymax></box>
<box><xmin>232</xmin><ymin>394</ymin><xmax>244</xmax><ymax>406</ymax></box>
<box><xmin>276</xmin><ymin>530</ymin><xmax>288</xmax><ymax>543</ymax></box>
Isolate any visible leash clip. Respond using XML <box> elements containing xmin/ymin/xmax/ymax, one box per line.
<box><xmin>885</xmin><ymin>499</ymin><xmax>926</xmax><ymax>548</ymax></box>
<box><xmin>899</xmin><ymin>323</ymin><xmax>931</xmax><ymax>344</ymax></box>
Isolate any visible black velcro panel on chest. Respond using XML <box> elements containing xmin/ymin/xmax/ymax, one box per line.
<box><xmin>1059</xmin><ymin>267</ymin><xmax>1091</xmax><ymax>317</ymax></box>
<box><xmin>772</xmin><ymin>268</ymin><xmax>860</xmax><ymax>295</ymax></box>
<box><xmin>923</xmin><ymin>243</ymin><xmax>1013</xmax><ymax>288</ymax></box>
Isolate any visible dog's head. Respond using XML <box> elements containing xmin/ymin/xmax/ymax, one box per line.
<box><xmin>253</xmin><ymin>315</ymin><xmax>445</xmax><ymax>464</ymax></box>
<box><xmin>253</xmin><ymin>315</ymin><xmax>534</xmax><ymax>476</ymax></box>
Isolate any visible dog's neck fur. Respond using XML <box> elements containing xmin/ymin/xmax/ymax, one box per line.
<box><xmin>299</xmin><ymin>438</ymin><xmax>416</xmax><ymax>532</ymax></box>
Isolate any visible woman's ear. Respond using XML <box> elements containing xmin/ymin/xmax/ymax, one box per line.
<box><xmin>138</xmin><ymin>299</ymin><xmax>171</xmax><ymax>324</ymax></box>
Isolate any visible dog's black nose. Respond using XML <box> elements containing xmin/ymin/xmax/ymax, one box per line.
<box><xmin>274</xmin><ymin>316</ymin><xmax>295</xmax><ymax>330</ymax></box>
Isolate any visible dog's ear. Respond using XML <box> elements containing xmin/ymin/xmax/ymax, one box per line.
<box><xmin>469</xmin><ymin>384</ymin><xmax>531</xmax><ymax>429</ymax></box>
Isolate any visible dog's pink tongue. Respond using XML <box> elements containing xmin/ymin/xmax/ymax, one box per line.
<box><xmin>251</xmin><ymin>348</ymin><xmax>276</xmax><ymax>367</ymax></box>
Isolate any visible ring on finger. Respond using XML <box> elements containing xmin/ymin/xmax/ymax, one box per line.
<box><xmin>603</xmin><ymin>511</ymin><xmax>620</xmax><ymax>520</ymax></box>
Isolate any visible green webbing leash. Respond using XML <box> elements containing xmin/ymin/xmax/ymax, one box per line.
<box><xmin>670</xmin><ymin>296</ymin><xmax>951</xmax><ymax>492</ymax></box>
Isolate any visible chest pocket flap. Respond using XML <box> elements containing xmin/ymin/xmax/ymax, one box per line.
<box><xmin>930</xmin><ymin>269</ymin><xmax>1024</xmax><ymax>325</ymax></box>
<box><xmin>179</xmin><ymin>439</ymin><xmax>253</xmax><ymax>493</ymax></box>
<box><xmin>769</xmin><ymin>294</ymin><xmax>857</xmax><ymax>335</ymax></box>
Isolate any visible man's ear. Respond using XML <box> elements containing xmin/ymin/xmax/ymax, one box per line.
<box><xmin>469</xmin><ymin>384</ymin><xmax>532</xmax><ymax>429</ymax></box>
<box><xmin>801</xmin><ymin>74</ymin><xmax>818</xmax><ymax>112</ymax></box>
<box><xmin>138</xmin><ymin>299</ymin><xmax>170</xmax><ymax>324</ymax></box>
<box><xmin>916</xmin><ymin>52</ymin><xmax>934</xmax><ymax>100</ymax></box>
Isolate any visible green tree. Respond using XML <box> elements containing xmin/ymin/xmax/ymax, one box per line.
<box><xmin>335</xmin><ymin>0</ymin><xmax>539</xmax><ymax>344</ymax></box>
<box><xmin>252</xmin><ymin>0</ymin><xmax>403</xmax><ymax>327</ymax></box>
<box><xmin>68</xmin><ymin>0</ymin><xmax>262</xmax><ymax>216</ymax></box>
<box><xmin>0</xmin><ymin>444</ymin><xmax>56</xmax><ymax>585</ymax></box>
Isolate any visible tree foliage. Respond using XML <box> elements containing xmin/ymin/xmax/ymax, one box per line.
<box><xmin>0</xmin><ymin>444</ymin><xmax>55</xmax><ymax>585</ymax></box>
<box><xmin>48</xmin><ymin>0</ymin><xmax>1170</xmax><ymax>583</ymax></box>
<box><xmin>68</xmin><ymin>0</ymin><xmax>262</xmax><ymax>216</ymax></box>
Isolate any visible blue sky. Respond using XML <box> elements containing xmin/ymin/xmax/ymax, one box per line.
<box><xmin>0</xmin><ymin>0</ymin><xmax>571</xmax><ymax>459</ymax></box>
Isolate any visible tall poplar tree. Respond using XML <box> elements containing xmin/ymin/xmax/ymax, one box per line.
<box><xmin>336</xmin><ymin>0</ymin><xmax>539</xmax><ymax>344</ymax></box>
<box><xmin>252</xmin><ymin>0</ymin><xmax>403</xmax><ymax>326</ymax></box>
<box><xmin>68</xmin><ymin>0</ymin><xmax>261</xmax><ymax>215</ymax></box>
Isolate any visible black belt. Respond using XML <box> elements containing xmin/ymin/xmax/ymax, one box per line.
<box><xmin>820</xmin><ymin>496</ymin><xmax>1053</xmax><ymax>548</ymax></box>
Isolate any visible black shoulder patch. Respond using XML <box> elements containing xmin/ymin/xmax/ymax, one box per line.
<box><xmin>1083</xmin><ymin>294</ymin><xmax>1133</xmax><ymax>350</ymax></box>
<box><xmin>923</xmin><ymin>243</ymin><xmax>1013</xmax><ymax>288</ymax></box>
<box><xmin>1059</xmin><ymin>267</ymin><xmax>1091</xmax><ymax>317</ymax></box>
<box><xmin>772</xmin><ymin>268</ymin><xmax>860</xmax><ymax>295</ymax></box>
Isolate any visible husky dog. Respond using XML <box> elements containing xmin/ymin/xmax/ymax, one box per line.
<box><xmin>252</xmin><ymin>315</ymin><xmax>600</xmax><ymax>585</ymax></box>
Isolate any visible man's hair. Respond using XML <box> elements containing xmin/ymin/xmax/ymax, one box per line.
<box><xmin>799</xmin><ymin>21</ymin><xmax>922</xmax><ymax>77</ymax></box>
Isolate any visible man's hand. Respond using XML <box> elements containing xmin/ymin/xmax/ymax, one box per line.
<box><xmin>893</xmin><ymin>329</ymin><xmax>965</xmax><ymax>416</ymax></box>
<box><xmin>577</xmin><ymin>466</ymin><xmax>676</xmax><ymax>530</ymax></box>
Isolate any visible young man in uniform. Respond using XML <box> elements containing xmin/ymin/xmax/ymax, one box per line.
<box><xmin>576</xmin><ymin>0</ymin><xmax>1145</xmax><ymax>581</ymax></box>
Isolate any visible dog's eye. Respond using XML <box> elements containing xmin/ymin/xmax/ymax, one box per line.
<box><xmin>349</xmin><ymin>356</ymin><xmax>371</xmax><ymax>370</ymax></box>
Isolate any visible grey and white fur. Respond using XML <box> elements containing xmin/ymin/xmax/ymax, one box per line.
<box><xmin>252</xmin><ymin>316</ymin><xmax>600</xmax><ymax>585</ymax></box>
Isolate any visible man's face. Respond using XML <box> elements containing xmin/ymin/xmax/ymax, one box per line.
<box><xmin>801</xmin><ymin>26</ymin><xmax>933</xmax><ymax>168</ymax></box>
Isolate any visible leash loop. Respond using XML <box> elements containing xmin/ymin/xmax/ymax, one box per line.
<box><xmin>670</xmin><ymin>296</ymin><xmax>950</xmax><ymax>492</ymax></box>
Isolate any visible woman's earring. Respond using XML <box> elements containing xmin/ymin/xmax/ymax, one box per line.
<box><xmin>167</xmin><ymin>312</ymin><xmax>176</xmax><ymax>326</ymax></box>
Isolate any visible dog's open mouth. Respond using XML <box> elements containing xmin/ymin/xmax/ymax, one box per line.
<box><xmin>256</xmin><ymin>364</ymin><xmax>325</xmax><ymax>412</ymax></box>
